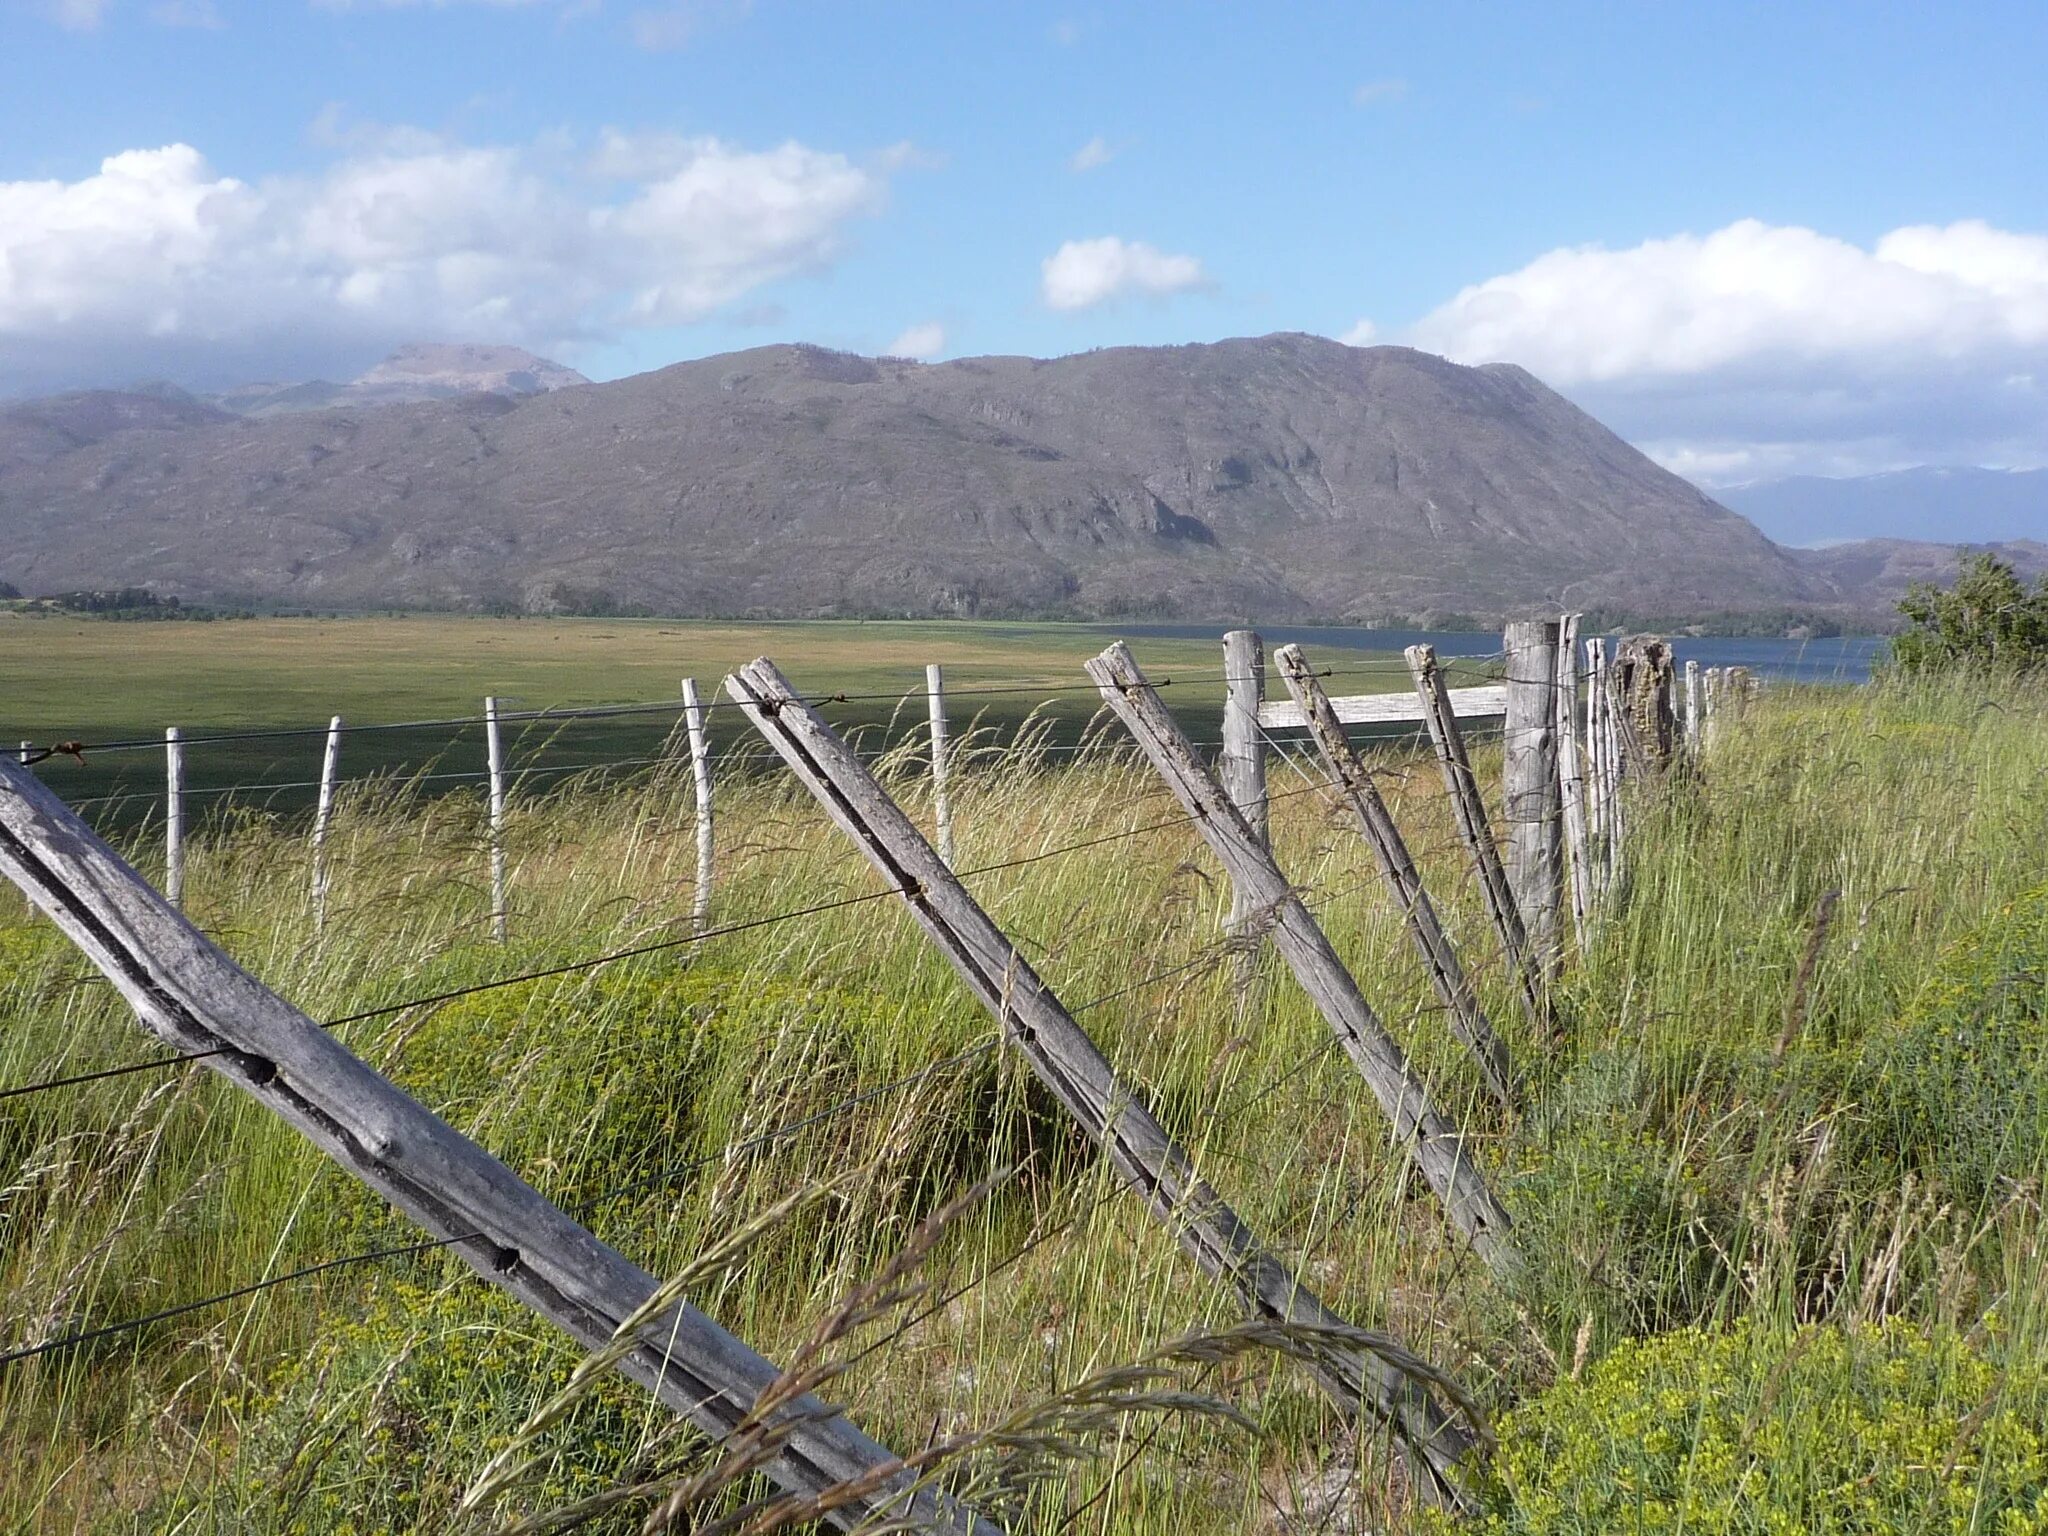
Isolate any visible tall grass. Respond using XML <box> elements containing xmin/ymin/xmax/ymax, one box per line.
<box><xmin>2</xmin><ymin>672</ymin><xmax>2044</xmax><ymax>1533</ymax></box>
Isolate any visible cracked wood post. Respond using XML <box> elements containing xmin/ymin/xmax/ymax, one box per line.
<box><xmin>1085</xmin><ymin>642</ymin><xmax>1517</xmax><ymax>1275</ymax></box>
<box><xmin>925</xmin><ymin>663</ymin><xmax>955</xmax><ymax>868</ymax></box>
<box><xmin>484</xmin><ymin>695</ymin><xmax>508</xmax><ymax>943</ymax></box>
<box><xmin>1273</xmin><ymin>643</ymin><xmax>1513</xmax><ymax>1107</ymax></box>
<box><xmin>1553</xmin><ymin>614</ymin><xmax>1592</xmax><ymax>947</ymax></box>
<box><xmin>311</xmin><ymin>714</ymin><xmax>343</xmax><ymax>934</ymax></box>
<box><xmin>723</xmin><ymin>656</ymin><xmax>1480</xmax><ymax>1507</ymax></box>
<box><xmin>681</xmin><ymin>677</ymin><xmax>714</xmax><ymax>933</ymax></box>
<box><xmin>1502</xmin><ymin>621</ymin><xmax>1563</xmax><ymax>975</ymax></box>
<box><xmin>1404</xmin><ymin>644</ymin><xmax>1546</xmax><ymax>1030</ymax></box>
<box><xmin>164</xmin><ymin>725</ymin><xmax>184</xmax><ymax>908</ymax></box>
<box><xmin>0</xmin><ymin>756</ymin><xmax>986</xmax><ymax>1536</ymax></box>
<box><xmin>1219</xmin><ymin>629</ymin><xmax>1268</xmax><ymax>967</ymax></box>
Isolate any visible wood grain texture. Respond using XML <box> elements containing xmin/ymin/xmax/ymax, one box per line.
<box><xmin>1257</xmin><ymin>684</ymin><xmax>1507</xmax><ymax>731</ymax></box>
<box><xmin>0</xmin><ymin>754</ymin><xmax>976</xmax><ymax>1534</ymax></box>
<box><xmin>1273</xmin><ymin>643</ymin><xmax>1513</xmax><ymax>1106</ymax></box>
<box><xmin>1554</xmin><ymin>616</ymin><xmax>1592</xmax><ymax>949</ymax></box>
<box><xmin>1086</xmin><ymin>642</ymin><xmax>1519</xmax><ymax>1277</ymax></box>
<box><xmin>311</xmin><ymin>714</ymin><xmax>343</xmax><ymax>933</ymax></box>
<box><xmin>1220</xmin><ymin>630</ymin><xmax>1268</xmax><ymax>949</ymax></box>
<box><xmin>925</xmin><ymin>663</ymin><xmax>955</xmax><ymax>869</ymax></box>
<box><xmin>1503</xmin><ymin>621</ymin><xmax>1562</xmax><ymax>972</ymax></box>
<box><xmin>484</xmin><ymin>695</ymin><xmax>508</xmax><ymax>944</ymax></box>
<box><xmin>724</xmin><ymin>655</ymin><xmax>1479</xmax><ymax>1506</ymax></box>
<box><xmin>681</xmin><ymin>676</ymin><xmax>714</xmax><ymax>933</ymax></box>
<box><xmin>164</xmin><ymin>726</ymin><xmax>184</xmax><ymax>909</ymax></box>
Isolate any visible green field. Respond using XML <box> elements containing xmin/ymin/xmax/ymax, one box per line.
<box><xmin>0</xmin><ymin>615</ymin><xmax>1488</xmax><ymax>823</ymax></box>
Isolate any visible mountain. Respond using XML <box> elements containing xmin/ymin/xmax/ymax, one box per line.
<box><xmin>1717</xmin><ymin>467</ymin><xmax>2048</xmax><ymax>547</ymax></box>
<box><xmin>1791</xmin><ymin>537</ymin><xmax>2048</xmax><ymax>607</ymax></box>
<box><xmin>0</xmin><ymin>333</ymin><xmax>1813</xmax><ymax>621</ymax></box>
<box><xmin>0</xmin><ymin>385</ymin><xmax>232</xmax><ymax>470</ymax></box>
<box><xmin>207</xmin><ymin>344</ymin><xmax>589</xmax><ymax>419</ymax></box>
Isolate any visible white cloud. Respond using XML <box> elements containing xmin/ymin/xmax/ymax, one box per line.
<box><xmin>0</xmin><ymin>134</ymin><xmax>890</xmax><ymax>391</ymax></box>
<box><xmin>626</xmin><ymin>0</ymin><xmax>751</xmax><ymax>51</ymax></box>
<box><xmin>1068</xmin><ymin>136</ymin><xmax>1114</xmax><ymax>173</ymax></box>
<box><xmin>1339</xmin><ymin>318</ymin><xmax>1378</xmax><ymax>346</ymax></box>
<box><xmin>885</xmin><ymin>321</ymin><xmax>945</xmax><ymax>360</ymax></box>
<box><xmin>1351</xmin><ymin>78</ymin><xmax>1408</xmax><ymax>107</ymax></box>
<box><xmin>1040</xmin><ymin>236</ymin><xmax>1208</xmax><ymax>311</ymax></box>
<box><xmin>1408</xmin><ymin>217</ymin><xmax>2048</xmax><ymax>479</ymax></box>
<box><xmin>45</xmin><ymin>0</ymin><xmax>110</xmax><ymax>28</ymax></box>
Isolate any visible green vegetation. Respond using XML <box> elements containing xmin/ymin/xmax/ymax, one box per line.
<box><xmin>1</xmin><ymin>662</ymin><xmax>2044</xmax><ymax>1532</ymax></box>
<box><xmin>1893</xmin><ymin>552</ymin><xmax>2048</xmax><ymax>674</ymax></box>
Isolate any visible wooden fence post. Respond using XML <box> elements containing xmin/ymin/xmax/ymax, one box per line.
<box><xmin>1583</xmin><ymin>639</ymin><xmax>1608</xmax><ymax>847</ymax></box>
<box><xmin>1273</xmin><ymin>644</ymin><xmax>1513</xmax><ymax>1105</ymax></box>
<box><xmin>164</xmin><ymin>726</ymin><xmax>184</xmax><ymax>908</ymax></box>
<box><xmin>1502</xmin><ymin>621</ymin><xmax>1563</xmax><ymax>972</ymax></box>
<box><xmin>1405</xmin><ymin>645</ymin><xmax>1546</xmax><ymax>1030</ymax></box>
<box><xmin>0</xmin><ymin>758</ymin><xmax>981</xmax><ymax>1535</ymax></box>
<box><xmin>1219</xmin><ymin>630</ymin><xmax>1268</xmax><ymax>960</ymax></box>
<box><xmin>1683</xmin><ymin>659</ymin><xmax>1703</xmax><ymax>760</ymax></box>
<box><xmin>1086</xmin><ymin>643</ymin><xmax>1518</xmax><ymax>1274</ymax></box>
<box><xmin>311</xmin><ymin>714</ymin><xmax>342</xmax><ymax>933</ymax></box>
<box><xmin>925</xmin><ymin>663</ymin><xmax>955</xmax><ymax>868</ymax></box>
<box><xmin>724</xmin><ymin>656</ymin><xmax>1479</xmax><ymax>1505</ymax></box>
<box><xmin>1554</xmin><ymin>614</ymin><xmax>1592</xmax><ymax>947</ymax></box>
<box><xmin>484</xmin><ymin>696</ymin><xmax>507</xmax><ymax>943</ymax></box>
<box><xmin>681</xmin><ymin>677</ymin><xmax>714</xmax><ymax>934</ymax></box>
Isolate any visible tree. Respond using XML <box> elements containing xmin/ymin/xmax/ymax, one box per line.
<box><xmin>1891</xmin><ymin>552</ymin><xmax>2048</xmax><ymax>674</ymax></box>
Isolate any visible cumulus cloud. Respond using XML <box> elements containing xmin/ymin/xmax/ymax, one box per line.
<box><xmin>1068</xmin><ymin>136</ymin><xmax>1114</xmax><ymax>173</ymax></box>
<box><xmin>1040</xmin><ymin>236</ymin><xmax>1208</xmax><ymax>311</ymax></box>
<box><xmin>1339</xmin><ymin>318</ymin><xmax>1378</xmax><ymax>346</ymax></box>
<box><xmin>1409</xmin><ymin>218</ymin><xmax>2048</xmax><ymax>480</ymax></box>
<box><xmin>0</xmin><ymin>134</ymin><xmax>889</xmax><ymax>392</ymax></box>
<box><xmin>886</xmin><ymin>321</ymin><xmax>945</xmax><ymax>359</ymax></box>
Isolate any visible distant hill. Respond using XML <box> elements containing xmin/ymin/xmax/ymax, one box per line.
<box><xmin>1718</xmin><ymin>467</ymin><xmax>2048</xmax><ymax>547</ymax></box>
<box><xmin>207</xmin><ymin>343</ymin><xmax>589</xmax><ymax>419</ymax></box>
<box><xmin>1790</xmin><ymin>537</ymin><xmax>2048</xmax><ymax>608</ymax></box>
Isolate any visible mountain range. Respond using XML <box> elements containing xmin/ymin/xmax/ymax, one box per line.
<box><xmin>0</xmin><ymin>334</ymin><xmax>2031</xmax><ymax>625</ymax></box>
<box><xmin>1717</xmin><ymin>467</ymin><xmax>2046</xmax><ymax>548</ymax></box>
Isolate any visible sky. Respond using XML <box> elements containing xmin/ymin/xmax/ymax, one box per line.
<box><xmin>3</xmin><ymin>0</ymin><xmax>2045</xmax><ymax>487</ymax></box>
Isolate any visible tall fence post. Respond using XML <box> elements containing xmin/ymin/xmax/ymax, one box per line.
<box><xmin>164</xmin><ymin>725</ymin><xmax>184</xmax><ymax>908</ymax></box>
<box><xmin>925</xmin><ymin>663</ymin><xmax>955</xmax><ymax>868</ymax></box>
<box><xmin>484</xmin><ymin>695</ymin><xmax>507</xmax><ymax>943</ymax></box>
<box><xmin>1273</xmin><ymin>644</ymin><xmax>1513</xmax><ymax>1106</ymax></box>
<box><xmin>1683</xmin><ymin>659</ymin><xmax>1704</xmax><ymax>760</ymax></box>
<box><xmin>681</xmin><ymin>677</ymin><xmax>714</xmax><ymax>933</ymax></box>
<box><xmin>724</xmin><ymin>656</ymin><xmax>1479</xmax><ymax>1505</ymax></box>
<box><xmin>1502</xmin><ymin>621</ymin><xmax>1563</xmax><ymax>973</ymax></box>
<box><xmin>0</xmin><ymin>757</ymin><xmax>982</xmax><ymax>1535</ymax></box>
<box><xmin>310</xmin><ymin>714</ymin><xmax>342</xmax><ymax>933</ymax></box>
<box><xmin>1087</xmin><ymin>642</ymin><xmax>1518</xmax><ymax>1274</ymax></box>
<box><xmin>1553</xmin><ymin>614</ymin><xmax>1592</xmax><ymax>947</ymax></box>
<box><xmin>1219</xmin><ymin>629</ymin><xmax>1268</xmax><ymax>960</ymax></box>
<box><xmin>1405</xmin><ymin>644</ymin><xmax>1546</xmax><ymax>1029</ymax></box>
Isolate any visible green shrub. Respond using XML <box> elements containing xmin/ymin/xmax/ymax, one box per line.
<box><xmin>1463</xmin><ymin>1319</ymin><xmax>2048</xmax><ymax>1534</ymax></box>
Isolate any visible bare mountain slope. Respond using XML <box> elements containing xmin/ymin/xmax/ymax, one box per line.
<box><xmin>0</xmin><ymin>333</ymin><xmax>1811</xmax><ymax>620</ymax></box>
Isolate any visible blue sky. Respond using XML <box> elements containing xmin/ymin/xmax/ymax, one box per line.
<box><xmin>4</xmin><ymin>0</ymin><xmax>2046</xmax><ymax>485</ymax></box>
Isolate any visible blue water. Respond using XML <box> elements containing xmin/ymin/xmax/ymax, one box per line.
<box><xmin>1100</xmin><ymin>624</ymin><xmax>1888</xmax><ymax>684</ymax></box>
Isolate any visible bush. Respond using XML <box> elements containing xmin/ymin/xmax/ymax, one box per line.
<box><xmin>1462</xmin><ymin>1319</ymin><xmax>2048</xmax><ymax>1534</ymax></box>
<box><xmin>1892</xmin><ymin>553</ymin><xmax>2048</xmax><ymax>676</ymax></box>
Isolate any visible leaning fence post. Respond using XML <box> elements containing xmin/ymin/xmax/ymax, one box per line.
<box><xmin>681</xmin><ymin>677</ymin><xmax>714</xmax><ymax>933</ymax></box>
<box><xmin>1553</xmin><ymin>614</ymin><xmax>1592</xmax><ymax>946</ymax></box>
<box><xmin>1503</xmin><ymin>621</ymin><xmax>1563</xmax><ymax>973</ymax></box>
<box><xmin>925</xmin><ymin>663</ymin><xmax>955</xmax><ymax>868</ymax></box>
<box><xmin>725</xmin><ymin>656</ymin><xmax>1479</xmax><ymax>1506</ymax></box>
<box><xmin>1087</xmin><ymin>642</ymin><xmax>1518</xmax><ymax>1274</ymax></box>
<box><xmin>310</xmin><ymin>714</ymin><xmax>342</xmax><ymax>933</ymax></box>
<box><xmin>1405</xmin><ymin>645</ymin><xmax>1545</xmax><ymax>1029</ymax></box>
<box><xmin>0</xmin><ymin>757</ymin><xmax>982</xmax><ymax>1535</ymax></box>
<box><xmin>1219</xmin><ymin>629</ymin><xmax>1268</xmax><ymax>957</ymax></box>
<box><xmin>164</xmin><ymin>726</ymin><xmax>184</xmax><ymax>908</ymax></box>
<box><xmin>484</xmin><ymin>695</ymin><xmax>507</xmax><ymax>943</ymax></box>
<box><xmin>1273</xmin><ymin>644</ymin><xmax>1513</xmax><ymax>1105</ymax></box>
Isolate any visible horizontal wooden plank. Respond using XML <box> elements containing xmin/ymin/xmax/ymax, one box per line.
<box><xmin>1258</xmin><ymin>683</ymin><xmax>1507</xmax><ymax>731</ymax></box>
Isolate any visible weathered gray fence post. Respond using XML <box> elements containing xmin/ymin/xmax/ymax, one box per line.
<box><xmin>1405</xmin><ymin>644</ymin><xmax>1546</xmax><ymax>1029</ymax></box>
<box><xmin>1502</xmin><ymin>621</ymin><xmax>1563</xmax><ymax>973</ymax></box>
<box><xmin>1219</xmin><ymin>629</ymin><xmax>1268</xmax><ymax>959</ymax></box>
<box><xmin>724</xmin><ymin>656</ymin><xmax>1478</xmax><ymax>1505</ymax></box>
<box><xmin>1087</xmin><ymin>642</ymin><xmax>1518</xmax><ymax>1274</ymax></box>
<box><xmin>0</xmin><ymin>757</ymin><xmax>981</xmax><ymax>1535</ymax></box>
<box><xmin>1553</xmin><ymin>614</ymin><xmax>1592</xmax><ymax>946</ymax></box>
<box><xmin>925</xmin><ymin>663</ymin><xmax>955</xmax><ymax>868</ymax></box>
<box><xmin>1273</xmin><ymin>644</ymin><xmax>1513</xmax><ymax>1106</ymax></box>
<box><xmin>164</xmin><ymin>725</ymin><xmax>184</xmax><ymax>908</ymax></box>
<box><xmin>1683</xmin><ymin>659</ymin><xmax>1703</xmax><ymax>760</ymax></box>
<box><xmin>311</xmin><ymin>714</ymin><xmax>342</xmax><ymax>933</ymax></box>
<box><xmin>484</xmin><ymin>695</ymin><xmax>507</xmax><ymax>943</ymax></box>
<box><xmin>681</xmin><ymin>677</ymin><xmax>714</xmax><ymax>933</ymax></box>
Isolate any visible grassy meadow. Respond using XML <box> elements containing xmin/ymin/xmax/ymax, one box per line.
<box><xmin>1</xmin><ymin>624</ymin><xmax>2045</xmax><ymax>1533</ymax></box>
